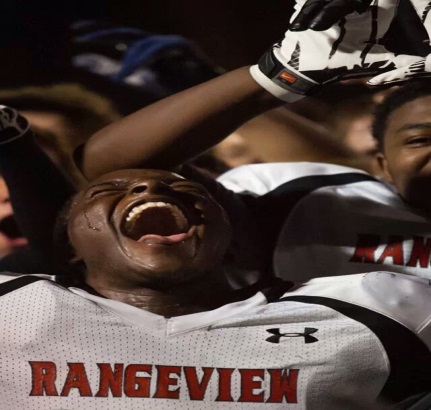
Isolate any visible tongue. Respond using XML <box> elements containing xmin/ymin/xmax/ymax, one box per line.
<box><xmin>137</xmin><ymin>232</ymin><xmax>189</xmax><ymax>244</ymax></box>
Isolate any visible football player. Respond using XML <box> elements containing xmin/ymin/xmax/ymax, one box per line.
<box><xmin>0</xmin><ymin>167</ymin><xmax>430</xmax><ymax>409</ymax></box>
<box><xmin>2</xmin><ymin>0</ymin><xmax>431</xmax><ymax>281</ymax></box>
<box><xmin>72</xmin><ymin>0</ymin><xmax>431</xmax><ymax>281</ymax></box>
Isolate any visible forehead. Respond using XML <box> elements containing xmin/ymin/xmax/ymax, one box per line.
<box><xmin>385</xmin><ymin>95</ymin><xmax>431</xmax><ymax>138</ymax></box>
<box><xmin>88</xmin><ymin>169</ymin><xmax>185</xmax><ymax>187</ymax></box>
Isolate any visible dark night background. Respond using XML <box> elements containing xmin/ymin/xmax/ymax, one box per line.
<box><xmin>0</xmin><ymin>0</ymin><xmax>292</xmax><ymax>87</ymax></box>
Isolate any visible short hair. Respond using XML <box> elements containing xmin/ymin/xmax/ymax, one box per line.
<box><xmin>372</xmin><ymin>81</ymin><xmax>431</xmax><ymax>151</ymax></box>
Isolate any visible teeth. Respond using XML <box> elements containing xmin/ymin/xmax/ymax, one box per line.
<box><xmin>125</xmin><ymin>202</ymin><xmax>188</xmax><ymax>228</ymax></box>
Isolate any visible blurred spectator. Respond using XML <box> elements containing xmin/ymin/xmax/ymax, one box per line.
<box><xmin>0</xmin><ymin>84</ymin><xmax>120</xmax><ymax>267</ymax></box>
<box><xmin>207</xmin><ymin>84</ymin><xmax>391</xmax><ymax>179</ymax></box>
<box><xmin>317</xmin><ymin>85</ymin><xmax>382</xmax><ymax>177</ymax></box>
<box><xmin>0</xmin><ymin>177</ymin><xmax>27</xmax><ymax>257</ymax></box>
<box><xmin>69</xmin><ymin>21</ymin><xmax>223</xmax><ymax>100</ymax></box>
<box><xmin>210</xmin><ymin>105</ymin><xmax>359</xmax><ymax>172</ymax></box>
<box><xmin>0</xmin><ymin>83</ymin><xmax>121</xmax><ymax>187</ymax></box>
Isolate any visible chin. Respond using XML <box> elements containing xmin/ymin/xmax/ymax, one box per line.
<box><xmin>129</xmin><ymin>263</ymin><xmax>206</xmax><ymax>288</ymax></box>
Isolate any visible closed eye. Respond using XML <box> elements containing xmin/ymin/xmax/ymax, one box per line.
<box><xmin>86</xmin><ymin>180</ymin><xmax>131</xmax><ymax>199</ymax></box>
<box><xmin>405</xmin><ymin>136</ymin><xmax>431</xmax><ymax>147</ymax></box>
<box><xmin>87</xmin><ymin>187</ymin><xmax>126</xmax><ymax>199</ymax></box>
<box><xmin>87</xmin><ymin>185</ymin><xmax>125</xmax><ymax>199</ymax></box>
<box><xmin>171</xmin><ymin>182</ymin><xmax>208</xmax><ymax>196</ymax></box>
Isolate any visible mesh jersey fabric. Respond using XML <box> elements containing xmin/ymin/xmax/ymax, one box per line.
<box><xmin>0</xmin><ymin>271</ymin><xmax>430</xmax><ymax>409</ymax></box>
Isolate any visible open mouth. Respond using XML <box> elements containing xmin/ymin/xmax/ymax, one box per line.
<box><xmin>0</xmin><ymin>215</ymin><xmax>22</xmax><ymax>239</ymax></box>
<box><xmin>121</xmin><ymin>201</ymin><xmax>199</xmax><ymax>245</ymax></box>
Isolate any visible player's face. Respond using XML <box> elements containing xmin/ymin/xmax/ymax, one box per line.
<box><xmin>68</xmin><ymin>169</ymin><xmax>232</xmax><ymax>287</ymax></box>
<box><xmin>379</xmin><ymin>95</ymin><xmax>431</xmax><ymax>213</ymax></box>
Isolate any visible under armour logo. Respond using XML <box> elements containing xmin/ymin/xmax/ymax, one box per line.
<box><xmin>266</xmin><ymin>327</ymin><xmax>318</xmax><ymax>344</ymax></box>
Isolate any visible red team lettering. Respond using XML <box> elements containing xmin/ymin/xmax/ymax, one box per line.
<box><xmin>216</xmin><ymin>368</ymin><xmax>235</xmax><ymax>401</ymax></box>
<box><xmin>267</xmin><ymin>369</ymin><xmax>299</xmax><ymax>403</ymax></box>
<box><xmin>96</xmin><ymin>363</ymin><xmax>124</xmax><ymax>397</ymax></box>
<box><xmin>350</xmin><ymin>234</ymin><xmax>431</xmax><ymax>267</ymax></box>
<box><xmin>29</xmin><ymin>361</ymin><xmax>59</xmax><ymax>396</ymax></box>
<box><xmin>153</xmin><ymin>365</ymin><xmax>181</xmax><ymax>399</ymax></box>
<box><xmin>123</xmin><ymin>364</ymin><xmax>152</xmax><ymax>397</ymax></box>
<box><xmin>60</xmin><ymin>363</ymin><xmax>92</xmax><ymax>397</ymax></box>
<box><xmin>28</xmin><ymin>361</ymin><xmax>299</xmax><ymax>403</ymax></box>
<box><xmin>238</xmin><ymin>369</ymin><xmax>265</xmax><ymax>402</ymax></box>
<box><xmin>183</xmin><ymin>366</ymin><xmax>214</xmax><ymax>400</ymax></box>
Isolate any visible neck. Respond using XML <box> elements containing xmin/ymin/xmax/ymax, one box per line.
<box><xmin>84</xmin><ymin>269</ymin><xmax>238</xmax><ymax>317</ymax></box>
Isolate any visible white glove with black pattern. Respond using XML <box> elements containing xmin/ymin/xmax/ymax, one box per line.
<box><xmin>250</xmin><ymin>0</ymin><xmax>425</xmax><ymax>101</ymax></box>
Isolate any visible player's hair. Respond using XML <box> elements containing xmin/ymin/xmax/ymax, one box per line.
<box><xmin>372</xmin><ymin>81</ymin><xmax>431</xmax><ymax>151</ymax></box>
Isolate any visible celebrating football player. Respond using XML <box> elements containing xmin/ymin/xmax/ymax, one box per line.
<box><xmin>70</xmin><ymin>0</ymin><xmax>431</xmax><ymax>282</ymax></box>
<box><xmin>1</xmin><ymin>166</ymin><xmax>431</xmax><ymax>409</ymax></box>
<box><xmin>3</xmin><ymin>0</ymin><xmax>431</xmax><ymax>279</ymax></box>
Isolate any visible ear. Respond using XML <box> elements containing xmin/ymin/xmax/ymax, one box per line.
<box><xmin>376</xmin><ymin>153</ymin><xmax>394</xmax><ymax>184</ymax></box>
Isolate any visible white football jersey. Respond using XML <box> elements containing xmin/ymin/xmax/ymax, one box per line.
<box><xmin>0</xmin><ymin>271</ymin><xmax>430</xmax><ymax>409</ymax></box>
<box><xmin>218</xmin><ymin>162</ymin><xmax>431</xmax><ymax>281</ymax></box>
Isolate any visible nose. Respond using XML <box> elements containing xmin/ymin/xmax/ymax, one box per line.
<box><xmin>129</xmin><ymin>180</ymin><xmax>171</xmax><ymax>195</ymax></box>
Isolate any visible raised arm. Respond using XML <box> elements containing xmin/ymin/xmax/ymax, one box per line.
<box><xmin>78</xmin><ymin>67</ymin><xmax>283</xmax><ymax>180</ymax></box>
<box><xmin>78</xmin><ymin>0</ymin><xmax>424</xmax><ymax>181</ymax></box>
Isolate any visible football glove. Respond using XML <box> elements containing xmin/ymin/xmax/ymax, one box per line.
<box><xmin>289</xmin><ymin>0</ymin><xmax>373</xmax><ymax>31</ymax></box>
<box><xmin>289</xmin><ymin>0</ymin><xmax>431</xmax><ymax>54</ymax></box>
<box><xmin>367</xmin><ymin>53</ymin><xmax>431</xmax><ymax>85</ymax></box>
<box><xmin>365</xmin><ymin>0</ymin><xmax>431</xmax><ymax>85</ymax></box>
<box><xmin>250</xmin><ymin>0</ymin><xmax>424</xmax><ymax>101</ymax></box>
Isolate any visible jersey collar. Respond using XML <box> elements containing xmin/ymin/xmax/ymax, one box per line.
<box><xmin>69</xmin><ymin>286</ymin><xmax>268</xmax><ymax>336</ymax></box>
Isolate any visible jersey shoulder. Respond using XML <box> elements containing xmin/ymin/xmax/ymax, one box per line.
<box><xmin>279</xmin><ymin>272</ymin><xmax>431</xmax><ymax>342</ymax></box>
<box><xmin>0</xmin><ymin>273</ymin><xmax>55</xmax><ymax>297</ymax></box>
<box><xmin>217</xmin><ymin>161</ymin><xmax>377</xmax><ymax>196</ymax></box>
<box><xmin>274</xmin><ymin>272</ymin><xmax>431</xmax><ymax>404</ymax></box>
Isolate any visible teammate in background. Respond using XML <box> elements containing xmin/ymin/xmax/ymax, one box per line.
<box><xmin>216</xmin><ymin>82</ymin><xmax>431</xmax><ymax>281</ymax></box>
<box><xmin>0</xmin><ymin>166</ymin><xmax>430</xmax><ymax>409</ymax></box>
